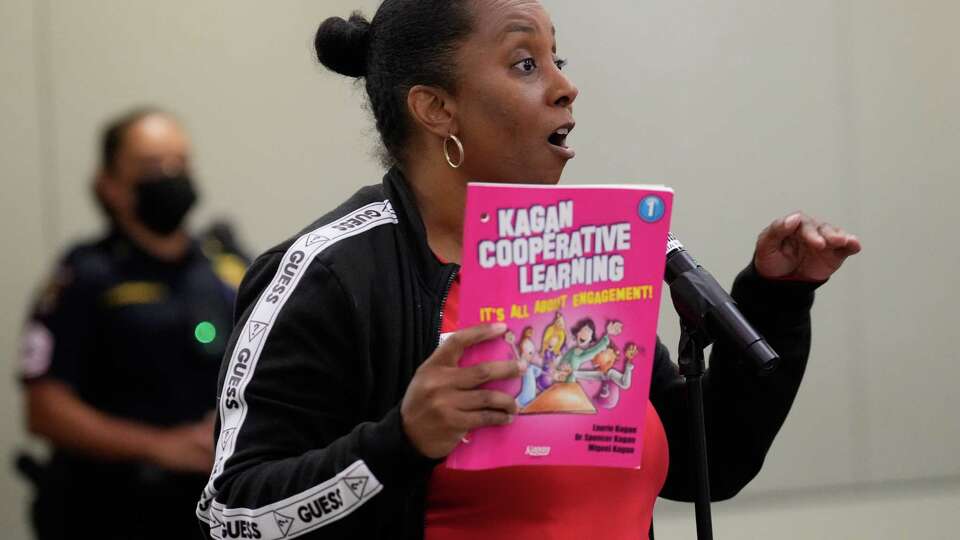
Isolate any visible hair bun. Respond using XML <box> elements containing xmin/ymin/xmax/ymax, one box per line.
<box><xmin>315</xmin><ymin>12</ymin><xmax>371</xmax><ymax>78</ymax></box>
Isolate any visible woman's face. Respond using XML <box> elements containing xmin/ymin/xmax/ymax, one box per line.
<box><xmin>576</xmin><ymin>326</ymin><xmax>593</xmax><ymax>347</ymax></box>
<box><xmin>453</xmin><ymin>0</ymin><xmax>578</xmax><ymax>184</ymax></box>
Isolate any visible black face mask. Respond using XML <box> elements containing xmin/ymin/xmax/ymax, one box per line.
<box><xmin>134</xmin><ymin>174</ymin><xmax>198</xmax><ymax>236</ymax></box>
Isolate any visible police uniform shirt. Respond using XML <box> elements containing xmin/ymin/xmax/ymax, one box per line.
<box><xmin>19</xmin><ymin>231</ymin><xmax>243</xmax><ymax>539</ymax></box>
<box><xmin>20</xmin><ymin>231</ymin><xmax>239</xmax><ymax>425</ymax></box>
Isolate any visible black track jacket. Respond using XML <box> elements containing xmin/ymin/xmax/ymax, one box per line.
<box><xmin>196</xmin><ymin>168</ymin><xmax>819</xmax><ymax>540</ymax></box>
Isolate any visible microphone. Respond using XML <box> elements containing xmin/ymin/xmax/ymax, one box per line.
<box><xmin>664</xmin><ymin>233</ymin><xmax>779</xmax><ymax>374</ymax></box>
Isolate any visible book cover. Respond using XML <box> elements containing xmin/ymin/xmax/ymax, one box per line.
<box><xmin>446</xmin><ymin>182</ymin><xmax>674</xmax><ymax>470</ymax></box>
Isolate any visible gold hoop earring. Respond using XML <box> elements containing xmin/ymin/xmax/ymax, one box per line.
<box><xmin>443</xmin><ymin>134</ymin><xmax>465</xmax><ymax>169</ymax></box>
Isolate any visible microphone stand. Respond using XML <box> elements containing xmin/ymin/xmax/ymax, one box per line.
<box><xmin>664</xmin><ymin>236</ymin><xmax>780</xmax><ymax>539</ymax></box>
<box><xmin>676</xmin><ymin>322</ymin><xmax>713</xmax><ymax>540</ymax></box>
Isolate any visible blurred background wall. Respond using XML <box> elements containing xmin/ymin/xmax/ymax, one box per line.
<box><xmin>1</xmin><ymin>0</ymin><xmax>957</xmax><ymax>538</ymax></box>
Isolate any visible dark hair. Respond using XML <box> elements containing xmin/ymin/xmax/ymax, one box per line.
<box><xmin>314</xmin><ymin>1</ymin><xmax>474</xmax><ymax>166</ymax></box>
<box><xmin>571</xmin><ymin>318</ymin><xmax>597</xmax><ymax>339</ymax></box>
<box><xmin>100</xmin><ymin>106</ymin><xmax>168</xmax><ymax>172</ymax></box>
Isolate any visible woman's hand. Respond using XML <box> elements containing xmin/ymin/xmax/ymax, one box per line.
<box><xmin>401</xmin><ymin>324</ymin><xmax>522</xmax><ymax>459</ymax></box>
<box><xmin>754</xmin><ymin>212</ymin><xmax>862</xmax><ymax>282</ymax></box>
<box><xmin>606</xmin><ymin>320</ymin><xmax>623</xmax><ymax>336</ymax></box>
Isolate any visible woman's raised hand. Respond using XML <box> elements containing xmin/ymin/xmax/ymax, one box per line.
<box><xmin>754</xmin><ymin>212</ymin><xmax>862</xmax><ymax>282</ymax></box>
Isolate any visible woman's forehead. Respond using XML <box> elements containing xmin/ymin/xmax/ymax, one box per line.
<box><xmin>473</xmin><ymin>0</ymin><xmax>554</xmax><ymax>39</ymax></box>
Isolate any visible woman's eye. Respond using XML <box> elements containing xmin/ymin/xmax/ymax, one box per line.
<box><xmin>513</xmin><ymin>58</ymin><xmax>537</xmax><ymax>73</ymax></box>
<box><xmin>555</xmin><ymin>58</ymin><xmax>568</xmax><ymax>70</ymax></box>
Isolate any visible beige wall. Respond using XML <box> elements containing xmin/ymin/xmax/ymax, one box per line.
<box><xmin>1</xmin><ymin>1</ymin><xmax>51</xmax><ymax>538</ymax></box>
<box><xmin>1</xmin><ymin>0</ymin><xmax>957</xmax><ymax>538</ymax></box>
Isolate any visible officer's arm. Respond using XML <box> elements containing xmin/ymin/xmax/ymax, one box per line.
<box><xmin>26</xmin><ymin>379</ymin><xmax>213</xmax><ymax>472</ymax></box>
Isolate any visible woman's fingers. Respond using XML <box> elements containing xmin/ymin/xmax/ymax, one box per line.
<box><xmin>401</xmin><ymin>322</ymin><xmax>524</xmax><ymax>458</ymax></box>
<box><xmin>840</xmin><ymin>234</ymin><xmax>863</xmax><ymax>256</ymax></box>
<box><xmin>799</xmin><ymin>216</ymin><xmax>826</xmax><ymax>249</ymax></box>
<box><xmin>456</xmin><ymin>409</ymin><xmax>515</xmax><ymax>430</ymax></box>
<box><xmin>457</xmin><ymin>389</ymin><xmax>519</xmax><ymax>414</ymax></box>
<box><xmin>425</xmin><ymin>323</ymin><xmax>507</xmax><ymax>368</ymax></box>
<box><xmin>755</xmin><ymin>210</ymin><xmax>863</xmax><ymax>282</ymax></box>
<box><xmin>756</xmin><ymin>213</ymin><xmax>801</xmax><ymax>255</ymax></box>
<box><xmin>820</xmin><ymin>224</ymin><xmax>863</xmax><ymax>257</ymax></box>
<box><xmin>454</xmin><ymin>360</ymin><xmax>524</xmax><ymax>390</ymax></box>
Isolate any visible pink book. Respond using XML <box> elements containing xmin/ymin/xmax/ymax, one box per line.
<box><xmin>446</xmin><ymin>182</ymin><xmax>674</xmax><ymax>470</ymax></box>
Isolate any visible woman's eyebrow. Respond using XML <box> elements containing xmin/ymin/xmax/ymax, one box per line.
<box><xmin>500</xmin><ymin>22</ymin><xmax>536</xmax><ymax>38</ymax></box>
<box><xmin>499</xmin><ymin>22</ymin><xmax>555</xmax><ymax>39</ymax></box>
<box><xmin>499</xmin><ymin>22</ymin><xmax>558</xmax><ymax>53</ymax></box>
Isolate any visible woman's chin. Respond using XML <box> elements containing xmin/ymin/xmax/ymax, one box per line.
<box><xmin>525</xmin><ymin>163</ymin><xmax>567</xmax><ymax>185</ymax></box>
<box><xmin>468</xmin><ymin>159</ymin><xmax>566</xmax><ymax>185</ymax></box>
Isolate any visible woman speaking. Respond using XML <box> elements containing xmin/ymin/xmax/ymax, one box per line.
<box><xmin>196</xmin><ymin>1</ymin><xmax>861</xmax><ymax>539</ymax></box>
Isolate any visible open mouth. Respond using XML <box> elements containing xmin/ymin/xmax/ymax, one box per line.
<box><xmin>548</xmin><ymin>124</ymin><xmax>574</xmax><ymax>148</ymax></box>
<box><xmin>548</xmin><ymin>128</ymin><xmax>569</xmax><ymax>148</ymax></box>
<box><xmin>547</xmin><ymin>123</ymin><xmax>576</xmax><ymax>160</ymax></box>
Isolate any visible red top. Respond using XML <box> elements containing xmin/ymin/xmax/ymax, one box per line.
<box><xmin>425</xmin><ymin>271</ymin><xmax>670</xmax><ymax>539</ymax></box>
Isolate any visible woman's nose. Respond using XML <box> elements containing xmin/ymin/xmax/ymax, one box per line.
<box><xmin>550</xmin><ymin>70</ymin><xmax>579</xmax><ymax>108</ymax></box>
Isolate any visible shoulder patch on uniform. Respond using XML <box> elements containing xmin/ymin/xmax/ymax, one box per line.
<box><xmin>20</xmin><ymin>323</ymin><xmax>54</xmax><ymax>379</ymax></box>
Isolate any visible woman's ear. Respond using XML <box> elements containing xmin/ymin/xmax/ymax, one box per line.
<box><xmin>407</xmin><ymin>85</ymin><xmax>459</xmax><ymax>138</ymax></box>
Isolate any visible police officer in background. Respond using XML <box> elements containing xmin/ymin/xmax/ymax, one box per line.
<box><xmin>19</xmin><ymin>108</ymin><xmax>244</xmax><ymax>540</ymax></box>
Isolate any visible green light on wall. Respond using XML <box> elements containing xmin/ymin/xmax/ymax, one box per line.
<box><xmin>194</xmin><ymin>321</ymin><xmax>217</xmax><ymax>344</ymax></box>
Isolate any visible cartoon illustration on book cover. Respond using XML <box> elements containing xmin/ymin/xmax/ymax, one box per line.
<box><xmin>449</xmin><ymin>183</ymin><xmax>673</xmax><ymax>470</ymax></box>
<box><xmin>506</xmin><ymin>315</ymin><xmax>645</xmax><ymax>415</ymax></box>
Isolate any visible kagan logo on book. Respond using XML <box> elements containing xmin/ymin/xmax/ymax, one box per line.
<box><xmin>524</xmin><ymin>445</ymin><xmax>551</xmax><ymax>457</ymax></box>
